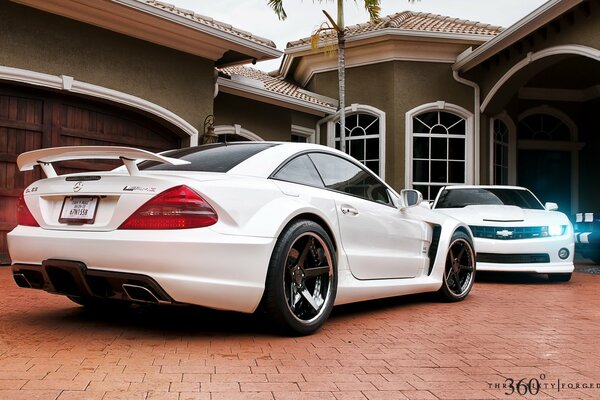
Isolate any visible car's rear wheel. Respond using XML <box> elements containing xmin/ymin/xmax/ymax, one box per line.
<box><xmin>548</xmin><ymin>273</ymin><xmax>572</xmax><ymax>282</ymax></box>
<box><xmin>264</xmin><ymin>220</ymin><xmax>337</xmax><ymax>336</ymax></box>
<box><xmin>439</xmin><ymin>231</ymin><xmax>476</xmax><ymax>301</ymax></box>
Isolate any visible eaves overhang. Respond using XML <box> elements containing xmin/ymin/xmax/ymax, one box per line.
<box><xmin>217</xmin><ymin>77</ymin><xmax>336</xmax><ymax>117</ymax></box>
<box><xmin>281</xmin><ymin>28</ymin><xmax>495</xmax><ymax>78</ymax></box>
<box><xmin>11</xmin><ymin>0</ymin><xmax>282</xmax><ymax>67</ymax></box>
<box><xmin>453</xmin><ymin>0</ymin><xmax>582</xmax><ymax>72</ymax></box>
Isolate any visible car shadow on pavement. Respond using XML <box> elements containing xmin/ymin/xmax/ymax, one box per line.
<box><xmin>475</xmin><ymin>271</ymin><xmax>561</xmax><ymax>284</ymax></box>
<box><xmin>29</xmin><ymin>301</ymin><xmax>275</xmax><ymax>337</ymax></box>
<box><xmin>14</xmin><ymin>292</ymin><xmax>442</xmax><ymax>338</ymax></box>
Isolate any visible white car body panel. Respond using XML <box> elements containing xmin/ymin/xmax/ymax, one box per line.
<box><xmin>8</xmin><ymin>143</ymin><xmax>473</xmax><ymax>316</ymax></box>
<box><xmin>331</xmin><ymin>191</ymin><xmax>427</xmax><ymax>280</ymax></box>
<box><xmin>433</xmin><ymin>185</ymin><xmax>574</xmax><ymax>274</ymax></box>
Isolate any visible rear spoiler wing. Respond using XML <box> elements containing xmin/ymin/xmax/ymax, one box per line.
<box><xmin>17</xmin><ymin>146</ymin><xmax>190</xmax><ymax>177</ymax></box>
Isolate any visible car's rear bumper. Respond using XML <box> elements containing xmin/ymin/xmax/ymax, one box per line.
<box><xmin>474</xmin><ymin>236</ymin><xmax>575</xmax><ymax>273</ymax></box>
<box><xmin>8</xmin><ymin>226</ymin><xmax>276</xmax><ymax>313</ymax></box>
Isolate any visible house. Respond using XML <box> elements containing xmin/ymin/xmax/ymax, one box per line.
<box><xmin>1</xmin><ymin>0</ymin><xmax>598</xmax><ymax>261</ymax></box>
<box><xmin>274</xmin><ymin>0</ymin><xmax>599</xmax><ymax>217</ymax></box>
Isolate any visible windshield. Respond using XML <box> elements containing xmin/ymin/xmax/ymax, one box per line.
<box><xmin>434</xmin><ymin>188</ymin><xmax>545</xmax><ymax>210</ymax></box>
<box><xmin>138</xmin><ymin>142</ymin><xmax>277</xmax><ymax>172</ymax></box>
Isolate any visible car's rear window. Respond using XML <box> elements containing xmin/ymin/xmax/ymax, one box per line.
<box><xmin>138</xmin><ymin>143</ymin><xmax>277</xmax><ymax>172</ymax></box>
<box><xmin>434</xmin><ymin>188</ymin><xmax>544</xmax><ymax>210</ymax></box>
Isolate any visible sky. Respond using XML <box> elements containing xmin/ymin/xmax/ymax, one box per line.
<box><xmin>168</xmin><ymin>0</ymin><xmax>549</xmax><ymax>72</ymax></box>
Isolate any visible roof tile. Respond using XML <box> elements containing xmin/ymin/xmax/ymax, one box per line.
<box><xmin>219</xmin><ymin>66</ymin><xmax>337</xmax><ymax>109</ymax></box>
<box><xmin>287</xmin><ymin>11</ymin><xmax>503</xmax><ymax>48</ymax></box>
<box><xmin>139</xmin><ymin>0</ymin><xmax>277</xmax><ymax>49</ymax></box>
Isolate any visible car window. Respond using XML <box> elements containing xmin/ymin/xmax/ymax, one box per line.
<box><xmin>272</xmin><ymin>154</ymin><xmax>325</xmax><ymax>188</ymax></box>
<box><xmin>308</xmin><ymin>153</ymin><xmax>392</xmax><ymax>206</ymax></box>
<box><xmin>138</xmin><ymin>143</ymin><xmax>277</xmax><ymax>172</ymax></box>
<box><xmin>434</xmin><ymin>188</ymin><xmax>545</xmax><ymax>210</ymax></box>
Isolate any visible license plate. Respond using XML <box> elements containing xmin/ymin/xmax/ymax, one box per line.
<box><xmin>59</xmin><ymin>196</ymin><xmax>99</xmax><ymax>224</ymax></box>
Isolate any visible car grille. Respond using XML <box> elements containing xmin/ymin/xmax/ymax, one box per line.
<box><xmin>477</xmin><ymin>253</ymin><xmax>550</xmax><ymax>264</ymax></box>
<box><xmin>469</xmin><ymin>225</ymin><xmax>546</xmax><ymax>240</ymax></box>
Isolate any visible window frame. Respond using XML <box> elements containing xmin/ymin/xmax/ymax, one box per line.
<box><xmin>317</xmin><ymin>104</ymin><xmax>386</xmax><ymax>179</ymax></box>
<box><xmin>405</xmin><ymin>102</ymin><xmax>474</xmax><ymax>201</ymax></box>
<box><xmin>270</xmin><ymin>150</ymin><xmax>396</xmax><ymax>208</ymax></box>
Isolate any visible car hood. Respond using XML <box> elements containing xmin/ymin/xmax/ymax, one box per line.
<box><xmin>435</xmin><ymin>205</ymin><xmax>569</xmax><ymax>226</ymax></box>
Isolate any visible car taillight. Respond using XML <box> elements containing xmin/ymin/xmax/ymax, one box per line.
<box><xmin>119</xmin><ymin>185</ymin><xmax>218</xmax><ymax>230</ymax></box>
<box><xmin>18</xmin><ymin>193</ymin><xmax>39</xmax><ymax>227</ymax></box>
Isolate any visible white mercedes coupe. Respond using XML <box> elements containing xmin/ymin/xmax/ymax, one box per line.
<box><xmin>432</xmin><ymin>185</ymin><xmax>574</xmax><ymax>282</ymax></box>
<box><xmin>9</xmin><ymin>142</ymin><xmax>476</xmax><ymax>335</ymax></box>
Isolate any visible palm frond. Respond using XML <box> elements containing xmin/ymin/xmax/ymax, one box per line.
<box><xmin>362</xmin><ymin>0</ymin><xmax>381</xmax><ymax>23</ymax></box>
<box><xmin>268</xmin><ymin>0</ymin><xmax>287</xmax><ymax>20</ymax></box>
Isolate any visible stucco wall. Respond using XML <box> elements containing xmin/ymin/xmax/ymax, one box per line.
<box><xmin>307</xmin><ymin>61</ymin><xmax>473</xmax><ymax>190</ymax></box>
<box><xmin>0</xmin><ymin>0</ymin><xmax>214</xmax><ymax>135</ymax></box>
<box><xmin>214</xmin><ymin>93</ymin><xmax>301</xmax><ymax>141</ymax></box>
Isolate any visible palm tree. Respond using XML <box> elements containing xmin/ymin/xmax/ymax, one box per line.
<box><xmin>268</xmin><ymin>0</ymin><xmax>381</xmax><ymax>153</ymax></box>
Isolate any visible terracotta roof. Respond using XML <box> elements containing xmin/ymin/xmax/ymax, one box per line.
<box><xmin>218</xmin><ymin>66</ymin><xmax>337</xmax><ymax>110</ymax></box>
<box><xmin>287</xmin><ymin>11</ymin><xmax>503</xmax><ymax>48</ymax></box>
<box><xmin>139</xmin><ymin>0</ymin><xmax>277</xmax><ymax>49</ymax></box>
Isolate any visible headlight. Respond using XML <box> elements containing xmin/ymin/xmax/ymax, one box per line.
<box><xmin>548</xmin><ymin>225</ymin><xmax>566</xmax><ymax>237</ymax></box>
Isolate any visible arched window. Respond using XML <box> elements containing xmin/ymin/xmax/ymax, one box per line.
<box><xmin>319</xmin><ymin>104</ymin><xmax>386</xmax><ymax>178</ymax></box>
<box><xmin>492</xmin><ymin>119</ymin><xmax>510</xmax><ymax>185</ymax></box>
<box><xmin>518</xmin><ymin>113</ymin><xmax>572</xmax><ymax>141</ymax></box>
<box><xmin>406</xmin><ymin>103</ymin><xmax>473</xmax><ymax>201</ymax></box>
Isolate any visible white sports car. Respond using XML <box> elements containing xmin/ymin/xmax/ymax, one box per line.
<box><xmin>9</xmin><ymin>142</ymin><xmax>476</xmax><ymax>335</ymax></box>
<box><xmin>432</xmin><ymin>185</ymin><xmax>574</xmax><ymax>281</ymax></box>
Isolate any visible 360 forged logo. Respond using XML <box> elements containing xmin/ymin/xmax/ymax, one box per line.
<box><xmin>488</xmin><ymin>374</ymin><xmax>600</xmax><ymax>396</ymax></box>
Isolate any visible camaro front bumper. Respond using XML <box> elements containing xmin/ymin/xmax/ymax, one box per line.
<box><xmin>474</xmin><ymin>235</ymin><xmax>574</xmax><ymax>273</ymax></box>
<box><xmin>8</xmin><ymin>226</ymin><xmax>276</xmax><ymax>313</ymax></box>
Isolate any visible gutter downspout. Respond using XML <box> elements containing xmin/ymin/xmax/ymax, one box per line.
<box><xmin>452</xmin><ymin>70</ymin><xmax>480</xmax><ymax>185</ymax></box>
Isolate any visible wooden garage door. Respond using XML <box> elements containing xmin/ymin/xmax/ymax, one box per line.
<box><xmin>0</xmin><ymin>84</ymin><xmax>182</xmax><ymax>263</ymax></box>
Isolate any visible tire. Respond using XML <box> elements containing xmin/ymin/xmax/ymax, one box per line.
<box><xmin>548</xmin><ymin>273</ymin><xmax>572</xmax><ymax>282</ymax></box>
<box><xmin>439</xmin><ymin>230</ymin><xmax>476</xmax><ymax>302</ymax></box>
<box><xmin>263</xmin><ymin>220</ymin><xmax>337</xmax><ymax>336</ymax></box>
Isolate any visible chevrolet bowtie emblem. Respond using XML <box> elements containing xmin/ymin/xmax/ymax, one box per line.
<box><xmin>496</xmin><ymin>229</ymin><xmax>513</xmax><ymax>238</ymax></box>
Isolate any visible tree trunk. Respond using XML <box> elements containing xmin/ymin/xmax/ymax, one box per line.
<box><xmin>337</xmin><ymin>30</ymin><xmax>346</xmax><ymax>153</ymax></box>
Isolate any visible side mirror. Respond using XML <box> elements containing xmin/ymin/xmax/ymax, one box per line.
<box><xmin>401</xmin><ymin>189</ymin><xmax>423</xmax><ymax>208</ymax></box>
<box><xmin>545</xmin><ymin>202</ymin><xmax>559</xmax><ymax>211</ymax></box>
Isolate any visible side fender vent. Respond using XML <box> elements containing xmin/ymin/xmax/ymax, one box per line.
<box><xmin>428</xmin><ymin>225</ymin><xmax>442</xmax><ymax>276</ymax></box>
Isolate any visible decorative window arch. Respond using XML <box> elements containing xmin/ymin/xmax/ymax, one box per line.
<box><xmin>214</xmin><ymin>124</ymin><xmax>263</xmax><ymax>142</ymax></box>
<box><xmin>516</xmin><ymin>105</ymin><xmax>583</xmax><ymax>213</ymax></box>
<box><xmin>405</xmin><ymin>101</ymin><xmax>474</xmax><ymax>200</ymax></box>
<box><xmin>318</xmin><ymin>104</ymin><xmax>386</xmax><ymax>178</ymax></box>
<box><xmin>490</xmin><ymin>113</ymin><xmax>516</xmax><ymax>185</ymax></box>
<box><xmin>518</xmin><ymin>106</ymin><xmax>578</xmax><ymax>141</ymax></box>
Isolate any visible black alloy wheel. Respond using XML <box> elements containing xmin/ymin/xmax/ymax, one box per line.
<box><xmin>264</xmin><ymin>220</ymin><xmax>337</xmax><ymax>335</ymax></box>
<box><xmin>439</xmin><ymin>230</ymin><xmax>476</xmax><ymax>301</ymax></box>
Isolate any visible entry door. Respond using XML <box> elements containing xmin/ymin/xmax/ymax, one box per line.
<box><xmin>518</xmin><ymin>150</ymin><xmax>571</xmax><ymax>212</ymax></box>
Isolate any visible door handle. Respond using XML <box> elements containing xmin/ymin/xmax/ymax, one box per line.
<box><xmin>340</xmin><ymin>205</ymin><xmax>359</xmax><ymax>216</ymax></box>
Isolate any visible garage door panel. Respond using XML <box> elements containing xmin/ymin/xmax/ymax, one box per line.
<box><xmin>0</xmin><ymin>85</ymin><xmax>181</xmax><ymax>263</ymax></box>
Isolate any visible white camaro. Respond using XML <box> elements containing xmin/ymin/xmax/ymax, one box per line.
<box><xmin>432</xmin><ymin>185</ymin><xmax>574</xmax><ymax>281</ymax></box>
<box><xmin>9</xmin><ymin>142</ymin><xmax>476</xmax><ymax>335</ymax></box>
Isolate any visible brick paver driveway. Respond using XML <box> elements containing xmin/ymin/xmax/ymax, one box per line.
<box><xmin>0</xmin><ymin>266</ymin><xmax>599</xmax><ymax>400</ymax></box>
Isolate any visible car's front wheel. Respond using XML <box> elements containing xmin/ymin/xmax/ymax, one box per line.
<box><xmin>263</xmin><ymin>220</ymin><xmax>337</xmax><ymax>336</ymax></box>
<box><xmin>439</xmin><ymin>230</ymin><xmax>476</xmax><ymax>301</ymax></box>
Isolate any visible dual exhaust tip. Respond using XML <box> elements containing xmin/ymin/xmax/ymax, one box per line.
<box><xmin>13</xmin><ymin>273</ymin><xmax>163</xmax><ymax>304</ymax></box>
